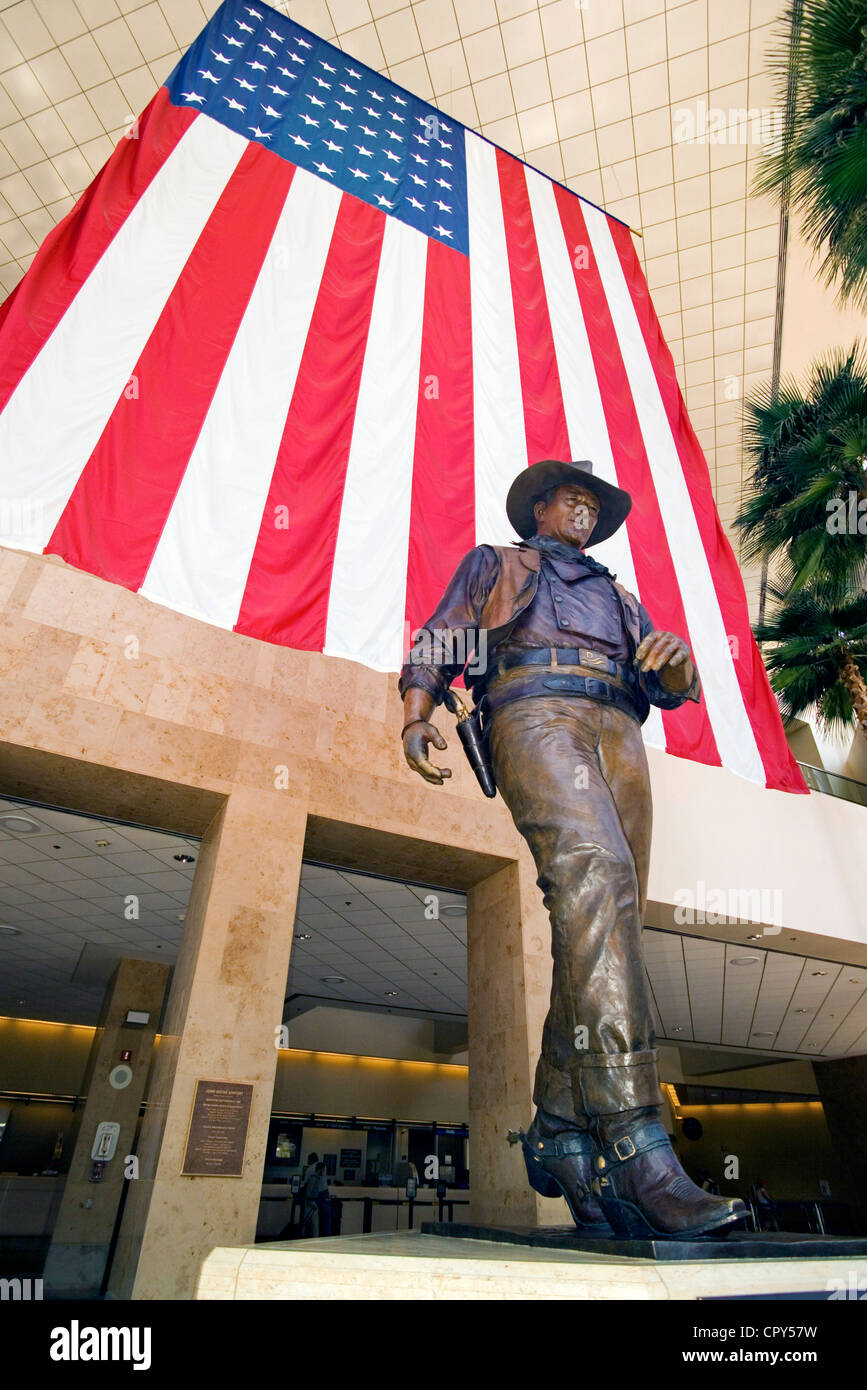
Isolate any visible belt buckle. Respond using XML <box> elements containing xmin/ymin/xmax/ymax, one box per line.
<box><xmin>580</xmin><ymin>649</ymin><xmax>608</xmax><ymax>671</ymax></box>
<box><xmin>613</xmin><ymin>1136</ymin><xmax>636</xmax><ymax>1161</ymax></box>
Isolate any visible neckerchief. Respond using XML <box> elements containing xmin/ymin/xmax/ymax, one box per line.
<box><xmin>520</xmin><ymin>533</ymin><xmax>616</xmax><ymax>581</ymax></box>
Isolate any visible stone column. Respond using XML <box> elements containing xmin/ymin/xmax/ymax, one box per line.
<box><xmin>43</xmin><ymin>957</ymin><xmax>169</xmax><ymax>1296</ymax></box>
<box><xmin>466</xmin><ymin>847</ymin><xmax>567</xmax><ymax>1227</ymax></box>
<box><xmin>812</xmin><ymin>1054</ymin><xmax>867</xmax><ymax>1231</ymax></box>
<box><xmin>108</xmin><ymin>785</ymin><xmax>306</xmax><ymax>1299</ymax></box>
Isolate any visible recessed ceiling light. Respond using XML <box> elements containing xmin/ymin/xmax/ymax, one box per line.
<box><xmin>321</xmin><ymin>975</ymin><xmax>345</xmax><ymax>984</ymax></box>
<box><xmin>850</xmin><ymin>978</ymin><xmax>861</xmax><ymax>984</ymax></box>
<box><xmin>794</xmin><ymin>1008</ymin><xmax>811</xmax><ymax>1014</ymax></box>
<box><xmin>671</xmin><ymin>1025</ymin><xmax>684</xmax><ymax>1033</ymax></box>
<box><xmin>440</xmin><ymin>904</ymin><xmax>467</xmax><ymax>918</ymax></box>
<box><xmin>730</xmin><ymin>956</ymin><xmax>760</xmax><ymax>965</ymax></box>
<box><xmin>384</xmin><ymin>991</ymin><xmax>398</xmax><ymax>997</ymax></box>
<box><xmin>752</xmin><ymin>1031</ymin><xmax>774</xmax><ymax>1037</ymax></box>
<box><xmin>177</xmin><ymin>914</ymin><xmax>186</xmax><ymax>923</ymax></box>
<box><xmin>96</xmin><ymin>839</ymin><xmax>110</xmax><ymax>848</ymax></box>
<box><xmin>296</xmin><ymin>933</ymin><xmax>312</xmax><ymax>941</ymax></box>
<box><xmin>0</xmin><ymin>925</ymin><xmax>21</xmax><ymax>936</ymax></box>
<box><xmin>746</xmin><ymin>934</ymin><xmax>762</xmax><ymax>941</ymax></box>
<box><xmin>0</xmin><ymin>814</ymin><xmax>40</xmax><ymax>834</ymax></box>
<box><xmin>174</xmin><ymin>853</ymin><xmax>195</xmax><ymax>864</ymax></box>
<box><xmin>811</xmin><ymin>970</ymin><xmax>828</xmax><ymax>977</ymax></box>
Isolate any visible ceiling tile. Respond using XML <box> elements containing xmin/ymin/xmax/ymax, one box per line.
<box><xmin>452</xmin><ymin>0</ymin><xmax>498</xmax><ymax>38</ymax></box>
<box><xmin>462</xmin><ymin>26</ymin><xmax>507</xmax><ymax>84</ymax></box>
<box><xmin>545</xmin><ymin>47</ymin><xmax>588</xmax><ymax>101</ymax></box>
<box><xmin>3</xmin><ymin>2</ymin><xmax>54</xmax><ymax>60</ymax></box>
<box><xmin>376</xmin><ymin>8</ymin><xmax>422</xmax><ymax>67</ymax></box>
<box><xmin>425</xmin><ymin>40</ymin><xmax>469</xmax><ymax>95</ymax></box>
<box><xmin>501</xmin><ymin>11</ymin><xmax>545</xmax><ymax>69</ymax></box>
<box><xmin>413</xmin><ymin>0</ymin><xmax>460</xmax><ymax>51</ymax></box>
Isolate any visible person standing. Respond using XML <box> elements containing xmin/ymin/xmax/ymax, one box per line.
<box><xmin>399</xmin><ymin>460</ymin><xmax>747</xmax><ymax>1240</ymax></box>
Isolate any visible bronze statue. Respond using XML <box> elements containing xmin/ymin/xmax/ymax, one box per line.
<box><xmin>399</xmin><ymin>460</ymin><xmax>747</xmax><ymax>1239</ymax></box>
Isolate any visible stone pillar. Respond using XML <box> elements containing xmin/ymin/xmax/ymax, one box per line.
<box><xmin>43</xmin><ymin>957</ymin><xmax>169</xmax><ymax>1296</ymax></box>
<box><xmin>466</xmin><ymin>847</ymin><xmax>568</xmax><ymax>1227</ymax></box>
<box><xmin>108</xmin><ymin>785</ymin><xmax>306</xmax><ymax>1299</ymax></box>
<box><xmin>812</xmin><ymin>1054</ymin><xmax>867</xmax><ymax>1231</ymax></box>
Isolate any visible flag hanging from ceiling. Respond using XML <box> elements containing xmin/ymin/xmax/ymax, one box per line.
<box><xmin>0</xmin><ymin>0</ymin><xmax>805</xmax><ymax>794</ymax></box>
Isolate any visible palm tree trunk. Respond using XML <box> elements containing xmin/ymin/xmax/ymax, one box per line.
<box><xmin>838</xmin><ymin>651</ymin><xmax>867</xmax><ymax>739</ymax></box>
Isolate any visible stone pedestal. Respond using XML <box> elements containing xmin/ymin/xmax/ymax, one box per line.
<box><xmin>195</xmin><ymin>1231</ymin><xmax>867</xmax><ymax>1300</ymax></box>
<box><xmin>43</xmin><ymin>957</ymin><xmax>169</xmax><ymax>1296</ymax></box>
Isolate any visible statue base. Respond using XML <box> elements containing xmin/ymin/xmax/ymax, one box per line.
<box><xmin>421</xmin><ymin>1222</ymin><xmax>867</xmax><ymax>1262</ymax></box>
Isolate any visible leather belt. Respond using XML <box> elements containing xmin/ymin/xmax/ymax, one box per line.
<box><xmin>485</xmin><ymin>669</ymin><xmax>641</xmax><ymax>722</ymax></box>
<box><xmin>494</xmin><ymin>646</ymin><xmax>632</xmax><ymax>686</ymax></box>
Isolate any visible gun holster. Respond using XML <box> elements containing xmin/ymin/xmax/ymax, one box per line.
<box><xmin>443</xmin><ymin>689</ymin><xmax>496</xmax><ymax>798</ymax></box>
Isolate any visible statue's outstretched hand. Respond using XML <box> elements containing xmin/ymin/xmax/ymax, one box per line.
<box><xmin>635</xmin><ymin>630</ymin><xmax>694</xmax><ymax>693</ymax></box>
<box><xmin>403</xmin><ymin>720</ymin><xmax>451</xmax><ymax>785</ymax></box>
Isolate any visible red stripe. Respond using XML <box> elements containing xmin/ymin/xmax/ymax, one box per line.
<box><xmin>552</xmin><ymin>185</ymin><xmax>721</xmax><ymax>767</ymax></box>
<box><xmin>234</xmin><ymin>194</ymin><xmax>386</xmax><ymax>648</ymax></box>
<box><xmin>0</xmin><ymin>88</ymin><xmax>196</xmax><ymax>415</ymax></box>
<box><xmin>608</xmin><ymin>221</ymin><xmax>807</xmax><ymax>794</ymax></box>
<box><xmin>404</xmin><ymin>238</ymin><xmax>475</xmax><ymax>656</ymax></box>
<box><xmin>46</xmin><ymin>144</ymin><xmax>295</xmax><ymax>590</ymax></box>
<box><xmin>496</xmin><ymin>149</ymin><xmax>570</xmax><ymax>463</ymax></box>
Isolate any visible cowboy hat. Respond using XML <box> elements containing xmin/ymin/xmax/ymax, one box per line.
<box><xmin>506</xmin><ymin>459</ymin><xmax>632</xmax><ymax>546</ymax></box>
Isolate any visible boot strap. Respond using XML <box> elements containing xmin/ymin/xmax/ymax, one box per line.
<box><xmin>592</xmin><ymin>1119</ymin><xmax>671</xmax><ymax>1175</ymax></box>
<box><xmin>524</xmin><ymin>1132</ymin><xmax>592</xmax><ymax>1161</ymax></box>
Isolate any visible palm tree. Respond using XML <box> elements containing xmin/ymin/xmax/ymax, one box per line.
<box><xmin>754</xmin><ymin>0</ymin><xmax>867</xmax><ymax>309</ymax></box>
<box><xmin>754</xmin><ymin>585</ymin><xmax>867</xmax><ymax>741</ymax></box>
<box><xmin>735</xmin><ymin>345</ymin><xmax>867</xmax><ymax>600</ymax></box>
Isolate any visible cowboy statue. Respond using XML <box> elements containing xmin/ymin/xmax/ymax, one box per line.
<box><xmin>399</xmin><ymin>460</ymin><xmax>748</xmax><ymax>1240</ymax></box>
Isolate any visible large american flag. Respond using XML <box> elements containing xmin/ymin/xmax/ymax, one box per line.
<box><xmin>0</xmin><ymin>0</ymin><xmax>804</xmax><ymax>794</ymax></box>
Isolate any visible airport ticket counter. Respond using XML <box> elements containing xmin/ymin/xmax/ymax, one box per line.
<box><xmin>257</xmin><ymin>1183</ymin><xmax>470</xmax><ymax>1240</ymax></box>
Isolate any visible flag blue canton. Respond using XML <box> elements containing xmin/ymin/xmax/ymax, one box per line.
<box><xmin>166</xmin><ymin>0</ymin><xmax>469</xmax><ymax>256</ymax></box>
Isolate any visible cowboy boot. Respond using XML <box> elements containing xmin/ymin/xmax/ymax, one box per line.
<box><xmin>589</xmin><ymin>1105</ymin><xmax>748</xmax><ymax>1240</ymax></box>
<box><xmin>508</xmin><ymin>1108</ymin><xmax>612</xmax><ymax>1234</ymax></box>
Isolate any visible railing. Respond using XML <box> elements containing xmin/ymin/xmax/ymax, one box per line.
<box><xmin>797</xmin><ymin>762</ymin><xmax>867</xmax><ymax>808</ymax></box>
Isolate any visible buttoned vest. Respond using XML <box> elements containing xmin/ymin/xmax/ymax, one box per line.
<box><xmin>478</xmin><ymin>545</ymin><xmax>643</xmax><ymax>657</ymax></box>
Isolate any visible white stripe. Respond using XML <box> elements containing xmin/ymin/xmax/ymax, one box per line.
<box><xmin>465</xmin><ymin>131</ymin><xmax>527</xmax><ymax>545</ymax></box>
<box><xmin>323</xmin><ymin>215</ymin><xmax>428</xmax><ymax>671</ymax></box>
<box><xmin>141</xmin><ymin>168</ymin><xmax>341</xmax><ymax>628</ymax></box>
<box><xmin>525</xmin><ymin>168</ymin><xmax>665</xmax><ymax>750</ymax></box>
<box><xmin>0</xmin><ymin>116</ymin><xmax>247</xmax><ymax>551</ymax></box>
<box><xmin>583</xmin><ymin>204</ymin><xmax>765</xmax><ymax>784</ymax></box>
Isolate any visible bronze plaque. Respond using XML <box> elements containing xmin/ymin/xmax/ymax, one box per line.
<box><xmin>181</xmin><ymin>1079</ymin><xmax>253</xmax><ymax>1177</ymax></box>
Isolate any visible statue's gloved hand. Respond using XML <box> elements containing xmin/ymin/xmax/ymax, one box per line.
<box><xmin>402</xmin><ymin>720</ymin><xmax>451</xmax><ymax>785</ymax></box>
<box><xmin>635</xmin><ymin>630</ymin><xmax>694</xmax><ymax>693</ymax></box>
